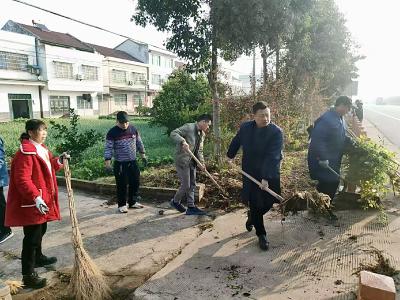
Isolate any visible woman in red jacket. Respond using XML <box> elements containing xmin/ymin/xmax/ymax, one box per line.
<box><xmin>5</xmin><ymin>119</ymin><xmax>68</xmax><ymax>289</ymax></box>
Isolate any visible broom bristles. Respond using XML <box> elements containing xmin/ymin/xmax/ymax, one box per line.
<box><xmin>5</xmin><ymin>280</ymin><xmax>23</xmax><ymax>295</ymax></box>
<box><xmin>64</xmin><ymin>159</ymin><xmax>111</xmax><ymax>300</ymax></box>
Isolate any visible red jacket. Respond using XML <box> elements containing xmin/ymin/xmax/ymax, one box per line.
<box><xmin>5</xmin><ymin>139</ymin><xmax>62</xmax><ymax>227</ymax></box>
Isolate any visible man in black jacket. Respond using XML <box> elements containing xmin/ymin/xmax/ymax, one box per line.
<box><xmin>227</xmin><ymin>101</ymin><xmax>283</xmax><ymax>251</ymax></box>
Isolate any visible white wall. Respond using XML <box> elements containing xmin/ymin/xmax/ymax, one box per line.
<box><xmin>148</xmin><ymin>48</ymin><xmax>176</xmax><ymax>91</ymax></box>
<box><xmin>0</xmin><ymin>84</ymin><xmax>41</xmax><ymax>120</ymax></box>
<box><xmin>0</xmin><ymin>30</ymin><xmax>39</xmax><ymax>82</ymax></box>
<box><xmin>46</xmin><ymin>90</ymin><xmax>99</xmax><ymax>117</ymax></box>
<box><xmin>44</xmin><ymin>44</ymin><xmax>103</xmax><ymax>92</ymax></box>
<box><xmin>102</xmin><ymin>58</ymin><xmax>148</xmax><ymax>92</ymax></box>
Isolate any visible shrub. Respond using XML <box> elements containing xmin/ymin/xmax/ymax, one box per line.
<box><xmin>49</xmin><ymin>109</ymin><xmax>103</xmax><ymax>159</ymax></box>
<box><xmin>136</xmin><ymin>106</ymin><xmax>152</xmax><ymax>117</ymax></box>
<box><xmin>343</xmin><ymin>136</ymin><xmax>400</xmax><ymax>209</ymax></box>
<box><xmin>150</xmin><ymin>69</ymin><xmax>212</xmax><ymax>134</ymax></box>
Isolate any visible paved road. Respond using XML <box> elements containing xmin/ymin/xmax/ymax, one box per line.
<box><xmin>364</xmin><ymin>104</ymin><xmax>400</xmax><ymax>151</ymax></box>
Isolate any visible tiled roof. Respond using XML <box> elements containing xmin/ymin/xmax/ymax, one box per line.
<box><xmin>88</xmin><ymin>43</ymin><xmax>143</xmax><ymax>63</ymax></box>
<box><xmin>16</xmin><ymin>22</ymin><xmax>93</xmax><ymax>52</ymax></box>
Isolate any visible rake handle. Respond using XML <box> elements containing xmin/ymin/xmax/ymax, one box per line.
<box><xmin>230</xmin><ymin>163</ymin><xmax>284</xmax><ymax>203</ymax></box>
<box><xmin>186</xmin><ymin>148</ymin><xmax>227</xmax><ymax>195</ymax></box>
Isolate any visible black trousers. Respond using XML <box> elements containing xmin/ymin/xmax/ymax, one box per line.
<box><xmin>114</xmin><ymin>160</ymin><xmax>140</xmax><ymax>207</ymax></box>
<box><xmin>317</xmin><ymin>180</ymin><xmax>340</xmax><ymax>201</ymax></box>
<box><xmin>0</xmin><ymin>187</ymin><xmax>11</xmax><ymax>234</ymax></box>
<box><xmin>249</xmin><ymin>178</ymin><xmax>281</xmax><ymax>237</ymax></box>
<box><xmin>22</xmin><ymin>222</ymin><xmax>47</xmax><ymax>275</ymax></box>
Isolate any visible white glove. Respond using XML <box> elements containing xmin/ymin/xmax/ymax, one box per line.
<box><xmin>260</xmin><ymin>179</ymin><xmax>269</xmax><ymax>190</ymax></box>
<box><xmin>318</xmin><ymin>160</ymin><xmax>330</xmax><ymax>169</ymax></box>
<box><xmin>35</xmin><ymin>196</ymin><xmax>49</xmax><ymax>215</ymax></box>
<box><xmin>58</xmin><ymin>152</ymin><xmax>71</xmax><ymax>164</ymax></box>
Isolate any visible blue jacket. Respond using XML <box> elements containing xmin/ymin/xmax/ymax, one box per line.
<box><xmin>308</xmin><ymin>109</ymin><xmax>351</xmax><ymax>182</ymax></box>
<box><xmin>227</xmin><ymin>121</ymin><xmax>283</xmax><ymax>203</ymax></box>
<box><xmin>0</xmin><ymin>137</ymin><xmax>9</xmax><ymax>187</ymax></box>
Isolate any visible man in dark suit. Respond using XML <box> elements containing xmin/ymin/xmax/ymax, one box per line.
<box><xmin>227</xmin><ymin>102</ymin><xmax>283</xmax><ymax>251</ymax></box>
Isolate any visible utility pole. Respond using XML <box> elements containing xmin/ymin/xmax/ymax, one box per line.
<box><xmin>252</xmin><ymin>47</ymin><xmax>256</xmax><ymax>101</ymax></box>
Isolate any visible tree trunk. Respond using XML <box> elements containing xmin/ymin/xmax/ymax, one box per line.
<box><xmin>275</xmin><ymin>37</ymin><xmax>280</xmax><ymax>80</ymax></box>
<box><xmin>210</xmin><ymin>1</ymin><xmax>221</xmax><ymax>161</ymax></box>
<box><xmin>252</xmin><ymin>47</ymin><xmax>256</xmax><ymax>101</ymax></box>
<box><xmin>261</xmin><ymin>43</ymin><xmax>268</xmax><ymax>92</ymax></box>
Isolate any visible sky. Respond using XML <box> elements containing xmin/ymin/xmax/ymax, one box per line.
<box><xmin>1</xmin><ymin>0</ymin><xmax>400</xmax><ymax>100</ymax></box>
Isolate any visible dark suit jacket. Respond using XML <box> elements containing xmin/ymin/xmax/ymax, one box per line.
<box><xmin>227</xmin><ymin>121</ymin><xmax>283</xmax><ymax>207</ymax></box>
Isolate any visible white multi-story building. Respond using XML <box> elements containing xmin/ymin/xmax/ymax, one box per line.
<box><xmin>220</xmin><ymin>69</ymin><xmax>245</xmax><ymax>95</ymax></box>
<box><xmin>3</xmin><ymin>20</ymin><xmax>103</xmax><ymax>118</ymax></box>
<box><xmin>115</xmin><ymin>40</ymin><xmax>177</xmax><ymax>104</ymax></box>
<box><xmin>238</xmin><ymin>74</ymin><xmax>262</xmax><ymax>95</ymax></box>
<box><xmin>0</xmin><ymin>30</ymin><xmax>45</xmax><ymax>121</ymax></box>
<box><xmin>89</xmin><ymin>43</ymin><xmax>148</xmax><ymax>115</ymax></box>
<box><xmin>1</xmin><ymin>21</ymin><xmax>181</xmax><ymax>119</ymax></box>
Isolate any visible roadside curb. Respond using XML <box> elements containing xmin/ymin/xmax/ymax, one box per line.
<box><xmin>56</xmin><ymin>176</ymin><xmax>205</xmax><ymax>203</ymax></box>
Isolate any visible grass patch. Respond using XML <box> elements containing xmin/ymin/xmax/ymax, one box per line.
<box><xmin>0</xmin><ymin>117</ymin><xmax>174</xmax><ymax>180</ymax></box>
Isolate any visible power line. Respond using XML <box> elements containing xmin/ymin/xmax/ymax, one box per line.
<box><xmin>10</xmin><ymin>0</ymin><xmax>168</xmax><ymax>52</ymax></box>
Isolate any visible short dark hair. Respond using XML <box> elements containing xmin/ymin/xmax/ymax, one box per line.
<box><xmin>116</xmin><ymin>111</ymin><xmax>129</xmax><ymax>123</ymax></box>
<box><xmin>335</xmin><ymin>96</ymin><xmax>352</xmax><ymax>107</ymax></box>
<box><xmin>252</xmin><ymin>101</ymin><xmax>268</xmax><ymax>114</ymax></box>
<box><xmin>20</xmin><ymin>119</ymin><xmax>47</xmax><ymax>141</ymax></box>
<box><xmin>197</xmin><ymin>114</ymin><xmax>212</xmax><ymax>122</ymax></box>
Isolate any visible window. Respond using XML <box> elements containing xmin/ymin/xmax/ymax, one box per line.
<box><xmin>77</xmin><ymin>95</ymin><xmax>93</xmax><ymax>109</ymax></box>
<box><xmin>152</xmin><ymin>74</ymin><xmax>161</xmax><ymax>85</ymax></box>
<box><xmin>152</xmin><ymin>54</ymin><xmax>161</xmax><ymax>66</ymax></box>
<box><xmin>8</xmin><ymin>94</ymin><xmax>32</xmax><ymax>100</ymax></box>
<box><xmin>54</xmin><ymin>61</ymin><xmax>73</xmax><ymax>79</ymax></box>
<box><xmin>165</xmin><ymin>58</ymin><xmax>173</xmax><ymax>68</ymax></box>
<box><xmin>114</xmin><ymin>94</ymin><xmax>127</xmax><ymax>106</ymax></box>
<box><xmin>50</xmin><ymin>96</ymin><xmax>70</xmax><ymax>115</ymax></box>
<box><xmin>131</xmin><ymin>72</ymin><xmax>146</xmax><ymax>85</ymax></box>
<box><xmin>112</xmin><ymin>69</ymin><xmax>127</xmax><ymax>84</ymax></box>
<box><xmin>133</xmin><ymin>92</ymin><xmax>144</xmax><ymax>106</ymax></box>
<box><xmin>0</xmin><ymin>51</ymin><xmax>29</xmax><ymax>71</ymax></box>
<box><xmin>82</xmin><ymin>65</ymin><xmax>98</xmax><ymax>81</ymax></box>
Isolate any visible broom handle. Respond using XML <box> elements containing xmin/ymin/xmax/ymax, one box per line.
<box><xmin>186</xmin><ymin>148</ymin><xmax>227</xmax><ymax>195</ymax></box>
<box><xmin>63</xmin><ymin>159</ymin><xmax>79</xmax><ymax>233</ymax></box>
<box><xmin>231</xmin><ymin>164</ymin><xmax>284</xmax><ymax>203</ymax></box>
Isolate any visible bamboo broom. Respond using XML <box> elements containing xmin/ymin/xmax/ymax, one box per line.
<box><xmin>63</xmin><ymin>158</ymin><xmax>110</xmax><ymax>300</ymax></box>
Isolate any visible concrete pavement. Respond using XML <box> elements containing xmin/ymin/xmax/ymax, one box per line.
<box><xmin>0</xmin><ymin>190</ymin><xmax>212</xmax><ymax>299</ymax></box>
<box><xmin>1</xmin><ymin>108</ymin><xmax>400</xmax><ymax>300</ymax></box>
<box><xmin>133</xmin><ymin>115</ymin><xmax>400</xmax><ymax>300</ymax></box>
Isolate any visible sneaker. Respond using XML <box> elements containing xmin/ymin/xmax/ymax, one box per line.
<box><xmin>118</xmin><ymin>205</ymin><xmax>128</xmax><ymax>213</ymax></box>
<box><xmin>258</xmin><ymin>234</ymin><xmax>269</xmax><ymax>251</ymax></box>
<box><xmin>185</xmin><ymin>206</ymin><xmax>207</xmax><ymax>216</ymax></box>
<box><xmin>0</xmin><ymin>231</ymin><xmax>14</xmax><ymax>244</ymax></box>
<box><xmin>23</xmin><ymin>272</ymin><xmax>47</xmax><ymax>289</ymax></box>
<box><xmin>170</xmin><ymin>199</ymin><xmax>186</xmax><ymax>213</ymax></box>
<box><xmin>129</xmin><ymin>202</ymin><xmax>144</xmax><ymax>209</ymax></box>
<box><xmin>35</xmin><ymin>255</ymin><xmax>57</xmax><ymax>268</ymax></box>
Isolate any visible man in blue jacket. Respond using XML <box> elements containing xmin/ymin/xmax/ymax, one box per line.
<box><xmin>227</xmin><ymin>102</ymin><xmax>283</xmax><ymax>251</ymax></box>
<box><xmin>308</xmin><ymin>96</ymin><xmax>353</xmax><ymax>201</ymax></box>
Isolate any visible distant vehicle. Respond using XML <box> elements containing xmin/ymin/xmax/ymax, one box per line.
<box><xmin>376</xmin><ymin>97</ymin><xmax>384</xmax><ymax>105</ymax></box>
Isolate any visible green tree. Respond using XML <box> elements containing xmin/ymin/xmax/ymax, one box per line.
<box><xmin>133</xmin><ymin>0</ymin><xmax>262</xmax><ymax>159</ymax></box>
<box><xmin>150</xmin><ymin>69</ymin><xmax>211</xmax><ymax>134</ymax></box>
<box><xmin>283</xmin><ymin>0</ymin><xmax>362</xmax><ymax>97</ymax></box>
